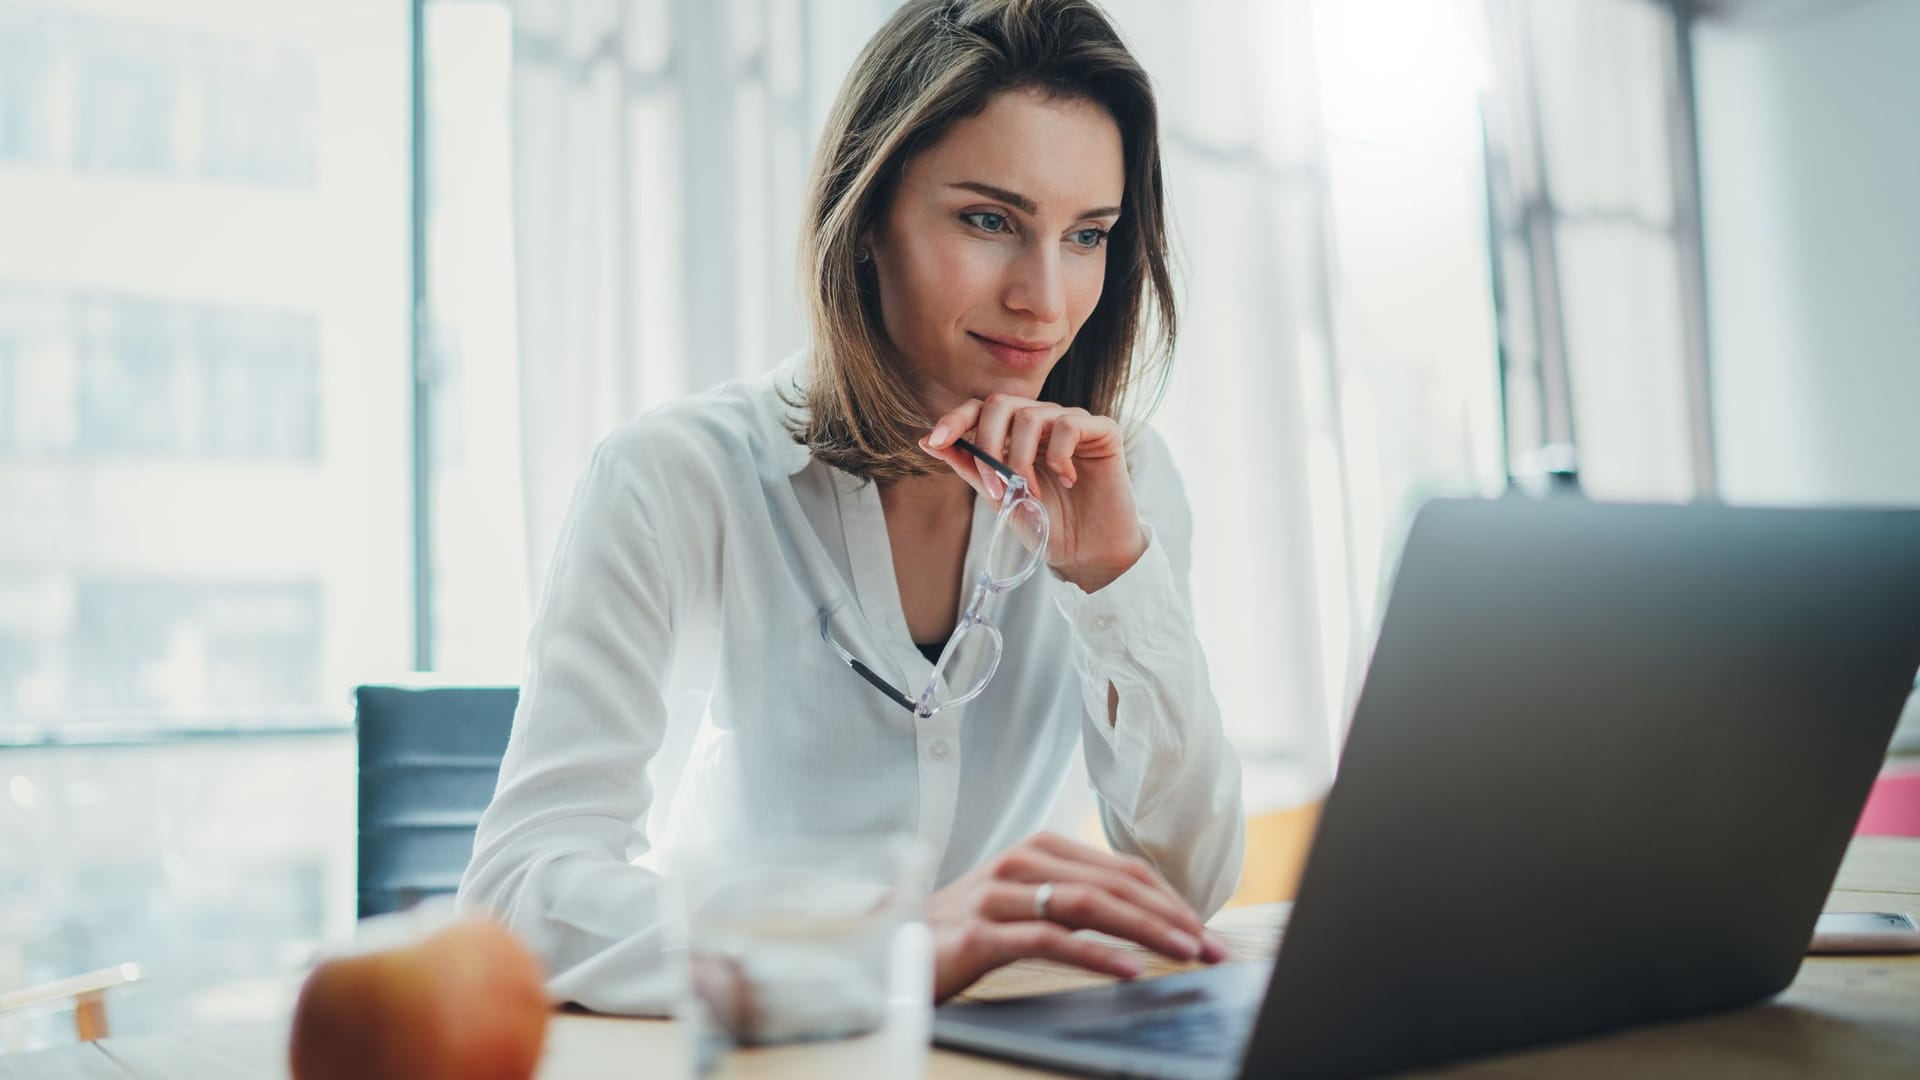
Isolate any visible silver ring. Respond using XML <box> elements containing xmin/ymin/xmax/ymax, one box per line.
<box><xmin>1033</xmin><ymin>881</ymin><xmax>1055</xmax><ymax>922</ymax></box>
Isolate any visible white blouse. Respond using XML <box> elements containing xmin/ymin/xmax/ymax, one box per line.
<box><xmin>458</xmin><ymin>361</ymin><xmax>1245</xmax><ymax>1014</ymax></box>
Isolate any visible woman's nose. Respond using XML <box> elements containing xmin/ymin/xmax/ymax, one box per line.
<box><xmin>1003</xmin><ymin>243</ymin><xmax>1066</xmax><ymax>324</ymax></box>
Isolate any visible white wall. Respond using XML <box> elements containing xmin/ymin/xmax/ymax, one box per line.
<box><xmin>1695</xmin><ymin>0</ymin><xmax>1920</xmax><ymax>507</ymax></box>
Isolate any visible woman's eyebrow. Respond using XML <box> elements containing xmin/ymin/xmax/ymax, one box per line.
<box><xmin>948</xmin><ymin>180</ymin><xmax>1121</xmax><ymax>221</ymax></box>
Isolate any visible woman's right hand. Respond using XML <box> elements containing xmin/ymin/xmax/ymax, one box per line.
<box><xmin>927</xmin><ymin>831</ymin><xmax>1229</xmax><ymax>1002</ymax></box>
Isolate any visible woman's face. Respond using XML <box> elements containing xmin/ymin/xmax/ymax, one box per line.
<box><xmin>867</xmin><ymin>87</ymin><xmax>1125</xmax><ymax>413</ymax></box>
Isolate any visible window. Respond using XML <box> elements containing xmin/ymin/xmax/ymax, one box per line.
<box><xmin>0</xmin><ymin>8</ymin><xmax>53</xmax><ymax>163</ymax></box>
<box><xmin>0</xmin><ymin>2</ymin><xmax>406</xmax><ymax>733</ymax></box>
<box><xmin>1482</xmin><ymin>0</ymin><xmax>1709</xmax><ymax>501</ymax></box>
<box><xmin>70</xmin><ymin>19</ymin><xmax>180</xmax><ymax>175</ymax></box>
<box><xmin>200</xmin><ymin>37</ymin><xmax>318</xmax><ymax>186</ymax></box>
<box><xmin>0</xmin><ymin>293</ymin><xmax>326</xmax><ymax>462</ymax></box>
<box><xmin>0</xmin><ymin>0</ymin><xmax>406</xmax><ymax>1051</ymax></box>
<box><xmin>420</xmin><ymin>0</ymin><xmax>524</xmax><ymax>677</ymax></box>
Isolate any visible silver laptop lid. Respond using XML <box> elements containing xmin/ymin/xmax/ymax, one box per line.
<box><xmin>1248</xmin><ymin>497</ymin><xmax>1920</xmax><ymax>1077</ymax></box>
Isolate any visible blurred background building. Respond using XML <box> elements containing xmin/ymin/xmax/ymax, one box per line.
<box><xmin>0</xmin><ymin>0</ymin><xmax>404</xmax><ymax>1046</ymax></box>
<box><xmin>2</xmin><ymin>0</ymin><xmax>1916</xmax><ymax>1052</ymax></box>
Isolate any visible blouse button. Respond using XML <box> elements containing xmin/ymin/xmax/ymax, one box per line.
<box><xmin>1089</xmin><ymin>614</ymin><xmax>1114</xmax><ymax>633</ymax></box>
<box><xmin>928</xmin><ymin>739</ymin><xmax>951</xmax><ymax>762</ymax></box>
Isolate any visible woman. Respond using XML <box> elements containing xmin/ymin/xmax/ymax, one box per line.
<box><xmin>459</xmin><ymin>0</ymin><xmax>1244</xmax><ymax>1011</ymax></box>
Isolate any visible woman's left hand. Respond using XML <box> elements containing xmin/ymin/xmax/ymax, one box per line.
<box><xmin>920</xmin><ymin>393</ymin><xmax>1146</xmax><ymax>593</ymax></box>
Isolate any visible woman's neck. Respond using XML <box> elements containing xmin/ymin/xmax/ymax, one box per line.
<box><xmin>876</xmin><ymin>467</ymin><xmax>975</xmax><ymax>524</ymax></box>
<box><xmin>878</xmin><ymin>467</ymin><xmax>977</xmax><ymax>644</ymax></box>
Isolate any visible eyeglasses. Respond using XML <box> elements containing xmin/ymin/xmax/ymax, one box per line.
<box><xmin>819</xmin><ymin>437</ymin><xmax>1050</xmax><ymax>719</ymax></box>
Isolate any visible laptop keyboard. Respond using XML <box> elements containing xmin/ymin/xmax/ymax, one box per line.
<box><xmin>1059</xmin><ymin>1004</ymin><xmax>1258</xmax><ymax>1058</ymax></box>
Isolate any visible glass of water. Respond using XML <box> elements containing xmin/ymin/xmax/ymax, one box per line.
<box><xmin>665</xmin><ymin>831</ymin><xmax>935</xmax><ymax>1078</ymax></box>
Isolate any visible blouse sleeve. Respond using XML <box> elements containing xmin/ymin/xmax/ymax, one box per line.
<box><xmin>1047</xmin><ymin>429</ymin><xmax>1247</xmax><ymax>917</ymax></box>
<box><xmin>457</xmin><ymin>434</ymin><xmax>690</xmax><ymax>1015</ymax></box>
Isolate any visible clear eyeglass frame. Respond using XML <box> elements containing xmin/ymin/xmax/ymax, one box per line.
<box><xmin>819</xmin><ymin>437</ymin><xmax>1050</xmax><ymax>720</ymax></box>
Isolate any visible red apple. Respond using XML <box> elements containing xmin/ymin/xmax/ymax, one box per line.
<box><xmin>289</xmin><ymin>917</ymin><xmax>549</xmax><ymax>1080</ymax></box>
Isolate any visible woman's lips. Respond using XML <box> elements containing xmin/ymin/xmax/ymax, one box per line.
<box><xmin>969</xmin><ymin>332</ymin><xmax>1054</xmax><ymax>369</ymax></box>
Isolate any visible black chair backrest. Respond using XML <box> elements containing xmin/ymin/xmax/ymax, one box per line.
<box><xmin>354</xmin><ymin>684</ymin><xmax>517</xmax><ymax>919</ymax></box>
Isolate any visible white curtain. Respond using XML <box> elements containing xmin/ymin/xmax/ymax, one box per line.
<box><xmin>1099</xmin><ymin>0</ymin><xmax>1346</xmax><ymax>808</ymax></box>
<box><xmin>501</xmin><ymin>0</ymin><xmax>1512</xmax><ymax>814</ymax></box>
<box><xmin>1118</xmin><ymin>0</ymin><xmax>1505</xmax><ymax>806</ymax></box>
<box><xmin>506</xmin><ymin>0</ymin><xmax>899</xmax><ymax>582</ymax></box>
<box><xmin>1481</xmin><ymin>0</ymin><xmax>1707</xmax><ymax>501</ymax></box>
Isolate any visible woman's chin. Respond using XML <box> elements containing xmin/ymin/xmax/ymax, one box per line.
<box><xmin>911</xmin><ymin>359</ymin><xmax>1053</xmax><ymax>414</ymax></box>
<box><xmin>949</xmin><ymin>372</ymin><xmax>1052</xmax><ymax>407</ymax></box>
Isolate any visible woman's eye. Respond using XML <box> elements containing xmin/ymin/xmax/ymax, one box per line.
<box><xmin>963</xmin><ymin>211</ymin><xmax>1011</xmax><ymax>234</ymax></box>
<box><xmin>1070</xmin><ymin>228</ymin><xmax>1109</xmax><ymax>249</ymax></box>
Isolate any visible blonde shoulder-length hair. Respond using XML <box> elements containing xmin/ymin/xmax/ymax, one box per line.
<box><xmin>791</xmin><ymin>0</ymin><xmax>1177</xmax><ymax>481</ymax></box>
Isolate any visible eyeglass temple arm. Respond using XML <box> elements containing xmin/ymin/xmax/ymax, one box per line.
<box><xmin>948</xmin><ymin>436</ymin><xmax>1019</xmax><ymax>484</ymax></box>
<box><xmin>818</xmin><ymin>610</ymin><xmax>923</xmax><ymax>715</ymax></box>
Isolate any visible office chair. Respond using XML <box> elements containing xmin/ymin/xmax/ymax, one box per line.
<box><xmin>355</xmin><ymin>684</ymin><xmax>518</xmax><ymax>919</ymax></box>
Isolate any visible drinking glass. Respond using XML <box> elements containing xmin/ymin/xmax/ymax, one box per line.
<box><xmin>666</xmin><ymin>832</ymin><xmax>934</xmax><ymax>1078</ymax></box>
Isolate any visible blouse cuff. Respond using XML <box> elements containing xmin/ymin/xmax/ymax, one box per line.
<box><xmin>1048</xmin><ymin>522</ymin><xmax>1185</xmax><ymax>753</ymax></box>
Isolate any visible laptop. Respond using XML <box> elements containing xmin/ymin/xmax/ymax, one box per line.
<box><xmin>934</xmin><ymin>496</ymin><xmax>1920</xmax><ymax>1079</ymax></box>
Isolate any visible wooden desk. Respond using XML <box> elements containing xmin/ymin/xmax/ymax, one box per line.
<box><xmin>4</xmin><ymin>837</ymin><xmax>1915</xmax><ymax>1079</ymax></box>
